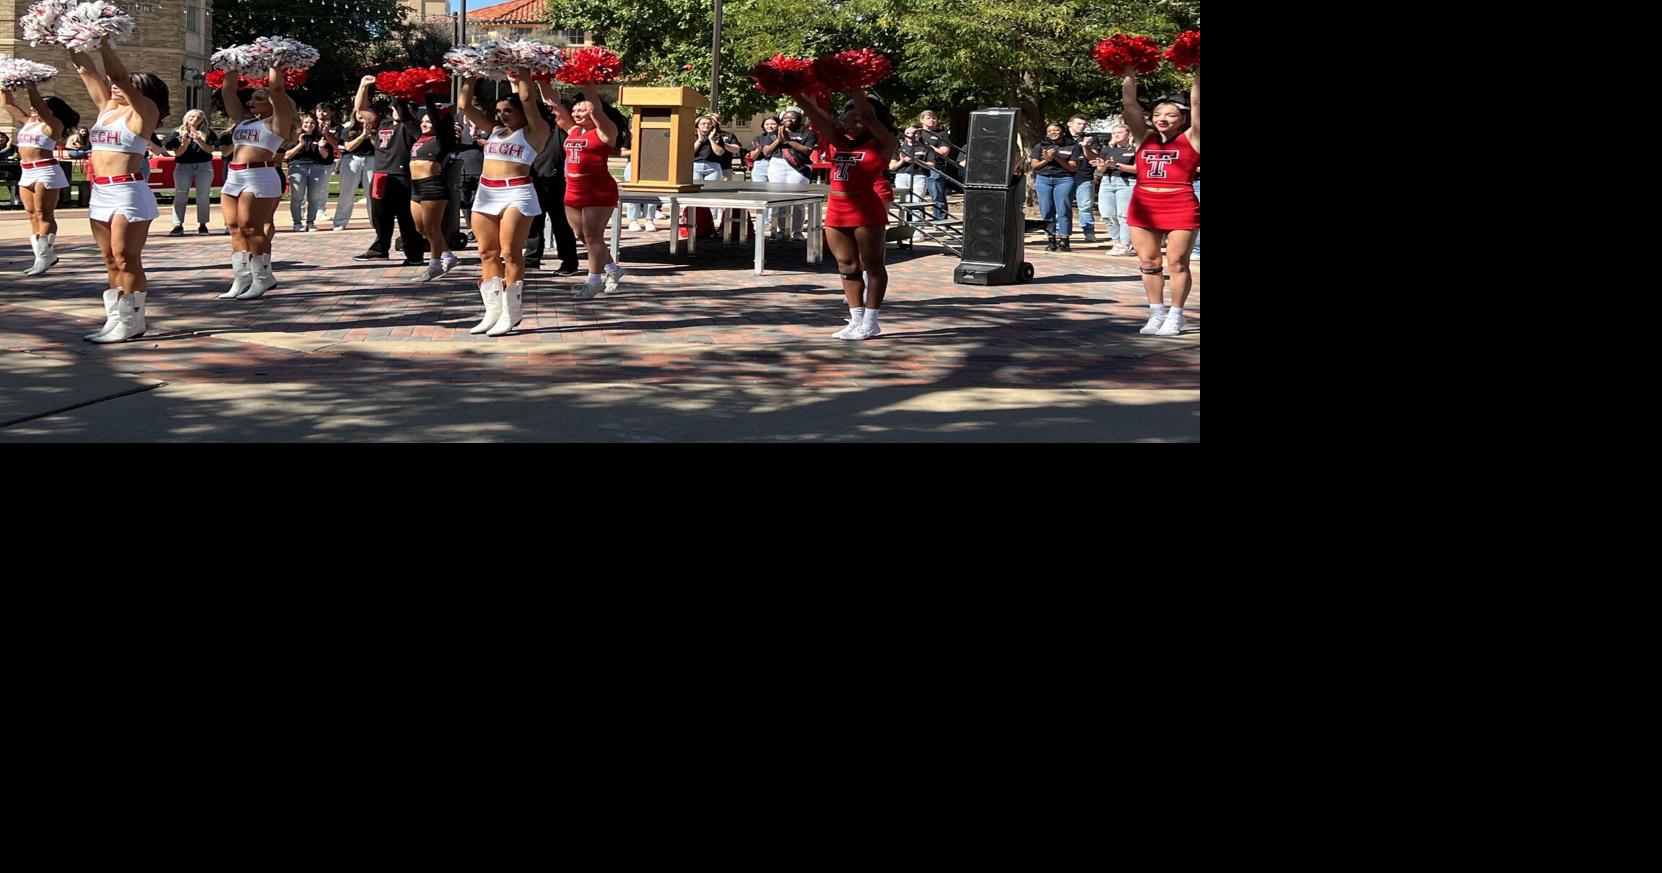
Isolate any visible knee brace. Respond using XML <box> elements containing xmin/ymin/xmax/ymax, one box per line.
<box><xmin>840</xmin><ymin>271</ymin><xmax>864</xmax><ymax>282</ymax></box>
<box><xmin>1139</xmin><ymin>266</ymin><xmax>1163</xmax><ymax>275</ymax></box>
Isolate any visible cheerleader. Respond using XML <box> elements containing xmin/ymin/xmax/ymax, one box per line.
<box><xmin>1121</xmin><ymin>65</ymin><xmax>1200</xmax><ymax>337</ymax></box>
<box><xmin>0</xmin><ymin>82</ymin><xmax>79</xmax><ymax>276</ymax></box>
<box><xmin>69</xmin><ymin>38</ymin><xmax>169</xmax><ymax>343</ymax></box>
<box><xmin>457</xmin><ymin>71</ymin><xmax>551</xmax><ymax>335</ymax></box>
<box><xmin>791</xmin><ymin>90</ymin><xmax>900</xmax><ymax>340</ymax></box>
<box><xmin>218</xmin><ymin>65</ymin><xmax>294</xmax><ymax>300</ymax></box>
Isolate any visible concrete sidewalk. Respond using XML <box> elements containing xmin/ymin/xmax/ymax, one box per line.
<box><xmin>1</xmin><ymin>217</ymin><xmax>1200</xmax><ymax>441</ymax></box>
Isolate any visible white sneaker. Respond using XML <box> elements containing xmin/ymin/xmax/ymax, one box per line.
<box><xmin>839</xmin><ymin>322</ymin><xmax>879</xmax><ymax>341</ymax></box>
<box><xmin>425</xmin><ymin>260</ymin><xmax>445</xmax><ymax>280</ymax></box>
<box><xmin>644</xmin><ymin>220</ymin><xmax>658</xmax><ymax>232</ymax></box>
<box><xmin>832</xmin><ymin>322</ymin><xmax>858</xmax><ymax>339</ymax></box>
<box><xmin>1155</xmin><ymin>309</ymin><xmax>1186</xmax><ymax>336</ymax></box>
<box><xmin>440</xmin><ymin>252</ymin><xmax>459</xmax><ymax>274</ymax></box>
<box><xmin>602</xmin><ymin>267</ymin><xmax>625</xmax><ymax>295</ymax></box>
<box><xmin>628</xmin><ymin>221</ymin><xmax>643</xmax><ymax>232</ymax></box>
<box><xmin>574</xmin><ymin>279</ymin><xmax>606</xmax><ymax>301</ymax></box>
<box><xmin>1138</xmin><ymin>312</ymin><xmax>1166</xmax><ymax>335</ymax></box>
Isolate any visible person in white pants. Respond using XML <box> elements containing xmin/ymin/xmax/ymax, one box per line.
<box><xmin>764</xmin><ymin>109</ymin><xmax>817</xmax><ymax>239</ymax></box>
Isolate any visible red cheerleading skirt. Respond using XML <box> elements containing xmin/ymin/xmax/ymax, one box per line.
<box><xmin>825</xmin><ymin>191</ymin><xmax>888</xmax><ymax>228</ymax></box>
<box><xmin>1126</xmin><ymin>185</ymin><xmax>1200</xmax><ymax>230</ymax></box>
<box><xmin>565</xmin><ymin>173</ymin><xmax>619</xmax><ymax>209</ymax></box>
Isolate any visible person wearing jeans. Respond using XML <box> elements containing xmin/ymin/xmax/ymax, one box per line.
<box><xmin>1029</xmin><ymin>122</ymin><xmax>1081</xmax><ymax>250</ymax></box>
<box><xmin>690</xmin><ymin>114</ymin><xmax>733</xmax><ymax>232</ymax></box>
<box><xmin>1190</xmin><ymin>176</ymin><xmax>1200</xmax><ymax>258</ymax></box>
<box><xmin>332</xmin><ymin>110</ymin><xmax>374</xmax><ymax>230</ymax></box>
<box><xmin>918</xmin><ymin>110</ymin><xmax>956</xmax><ymax>221</ymax></box>
<box><xmin>1067</xmin><ymin>114</ymin><xmax>1099</xmax><ymax>242</ymax></box>
<box><xmin>1093</xmin><ymin>123</ymin><xmax>1137</xmax><ymax>255</ymax></box>
<box><xmin>166</xmin><ymin>109</ymin><xmax>216</xmax><ymax>233</ymax></box>
<box><xmin>285</xmin><ymin>115</ymin><xmax>334</xmax><ymax>231</ymax></box>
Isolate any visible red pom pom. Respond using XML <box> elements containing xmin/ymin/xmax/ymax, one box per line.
<box><xmin>205</xmin><ymin>69</ymin><xmax>226</xmax><ymax>89</ymax></box>
<box><xmin>234</xmin><ymin>68</ymin><xmax>308</xmax><ymax>89</ymax></box>
<box><xmin>1093</xmin><ymin>34</ymin><xmax>1162</xmax><ymax>75</ymax></box>
<box><xmin>557</xmin><ymin>46</ymin><xmax>622</xmax><ymax>84</ymax></box>
<box><xmin>375</xmin><ymin>70</ymin><xmax>403</xmax><ymax>96</ymax></box>
<box><xmin>812</xmin><ymin>49</ymin><xmax>891</xmax><ymax>93</ymax></box>
<box><xmin>751</xmin><ymin>54</ymin><xmax>819</xmax><ymax>97</ymax></box>
<box><xmin>1165</xmin><ymin>30</ymin><xmax>1200</xmax><ymax>72</ymax></box>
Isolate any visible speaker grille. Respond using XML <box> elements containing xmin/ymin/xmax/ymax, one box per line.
<box><xmin>964</xmin><ymin>109</ymin><xmax>1019</xmax><ymax>188</ymax></box>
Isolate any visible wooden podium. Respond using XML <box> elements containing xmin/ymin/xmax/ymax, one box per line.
<box><xmin>619</xmin><ymin>86</ymin><xmax>710</xmax><ymax>194</ymax></box>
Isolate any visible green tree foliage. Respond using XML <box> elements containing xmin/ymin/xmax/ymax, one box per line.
<box><xmin>547</xmin><ymin>0</ymin><xmax>1196</xmax><ymax>146</ymax></box>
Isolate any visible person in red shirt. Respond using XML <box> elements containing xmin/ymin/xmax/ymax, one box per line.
<box><xmin>792</xmin><ymin>90</ymin><xmax>900</xmax><ymax>341</ymax></box>
<box><xmin>1121</xmin><ymin>65</ymin><xmax>1200</xmax><ymax>337</ymax></box>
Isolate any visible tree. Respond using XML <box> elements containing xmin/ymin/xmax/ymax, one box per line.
<box><xmin>211</xmin><ymin>0</ymin><xmax>419</xmax><ymax>109</ymax></box>
<box><xmin>548</xmin><ymin>0</ymin><xmax>1197</xmax><ymax>149</ymax></box>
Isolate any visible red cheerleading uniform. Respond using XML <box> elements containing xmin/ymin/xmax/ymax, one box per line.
<box><xmin>1126</xmin><ymin>130</ymin><xmax>1201</xmax><ymax>231</ymax></box>
<box><xmin>821</xmin><ymin>131</ymin><xmax>889</xmax><ymax>228</ymax></box>
<box><xmin>564</xmin><ymin>125</ymin><xmax>619</xmax><ymax>209</ymax></box>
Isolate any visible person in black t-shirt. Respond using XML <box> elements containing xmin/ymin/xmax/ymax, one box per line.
<box><xmin>333</xmin><ymin>108</ymin><xmax>377</xmax><ymax>230</ymax></box>
<box><xmin>1028</xmin><ymin>121</ymin><xmax>1082</xmax><ymax>251</ymax></box>
<box><xmin>351</xmin><ymin>75</ymin><xmax>425</xmax><ymax>264</ymax></box>
<box><xmin>285</xmin><ymin>114</ymin><xmax>335</xmax><ymax>232</ymax></box>
<box><xmin>1089</xmin><ymin>122</ymin><xmax>1138</xmax><ymax>255</ymax></box>
<box><xmin>763</xmin><ymin>109</ymin><xmax>817</xmax><ymax>239</ymax></box>
<box><xmin>917</xmin><ymin>110</ymin><xmax>957</xmax><ymax>221</ymax></box>
<box><xmin>165</xmin><ymin>108</ymin><xmax>217</xmax><ymax>234</ymax></box>
<box><xmin>522</xmin><ymin>95</ymin><xmax>580</xmax><ymax>275</ymax></box>
<box><xmin>1066</xmin><ymin>114</ymin><xmax>1100</xmax><ymax>243</ymax></box>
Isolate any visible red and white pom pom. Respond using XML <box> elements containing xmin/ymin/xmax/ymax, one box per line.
<box><xmin>557</xmin><ymin>46</ymin><xmax>621</xmax><ymax>84</ymax></box>
<box><xmin>443</xmin><ymin>46</ymin><xmax>480</xmax><ymax>78</ymax></box>
<box><xmin>20</xmin><ymin>0</ymin><xmax>74</xmax><ymax>47</ymax></box>
<box><xmin>0</xmin><ymin>56</ymin><xmax>62</xmax><ymax>90</ymax></box>
<box><xmin>1165</xmin><ymin>30</ymin><xmax>1200</xmax><ymax>72</ymax></box>
<box><xmin>1092</xmin><ymin>34</ymin><xmax>1161</xmax><ymax>75</ymax></box>
<box><xmin>210</xmin><ymin>44</ymin><xmax>257</xmax><ymax>74</ymax></box>
<box><xmin>56</xmin><ymin>2</ymin><xmax>136</xmax><ymax>54</ymax></box>
<box><xmin>811</xmin><ymin>49</ymin><xmax>891</xmax><ymax>93</ymax></box>
<box><xmin>475</xmin><ymin>40</ymin><xmax>519</xmax><ymax>80</ymax></box>
<box><xmin>751</xmin><ymin>54</ymin><xmax>819</xmax><ymax>97</ymax></box>
<box><xmin>255</xmin><ymin>36</ymin><xmax>319</xmax><ymax>71</ymax></box>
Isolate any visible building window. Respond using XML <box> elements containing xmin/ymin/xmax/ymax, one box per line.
<box><xmin>186</xmin><ymin>4</ymin><xmax>199</xmax><ymax>34</ymax></box>
<box><xmin>186</xmin><ymin>85</ymin><xmax>201</xmax><ymax>111</ymax></box>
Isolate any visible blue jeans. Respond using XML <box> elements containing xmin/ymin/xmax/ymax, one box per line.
<box><xmin>1097</xmin><ymin>176</ymin><xmax>1135</xmax><ymax>247</ymax></box>
<box><xmin>288</xmin><ymin>162</ymin><xmax>331</xmax><ymax>227</ymax></box>
<box><xmin>1035</xmin><ymin>174</ymin><xmax>1077</xmax><ymax>238</ymax></box>
<box><xmin>1192</xmin><ymin>179</ymin><xmax>1201</xmax><ymax>255</ymax></box>
<box><xmin>926</xmin><ymin>168</ymin><xmax>949</xmax><ymax>220</ymax></box>
<box><xmin>171</xmin><ymin>160</ymin><xmax>214</xmax><ymax>227</ymax></box>
<box><xmin>333</xmin><ymin>153</ymin><xmax>369</xmax><ymax>227</ymax></box>
<box><xmin>623</xmin><ymin>162</ymin><xmax>658</xmax><ymax>221</ymax></box>
<box><xmin>1074</xmin><ymin>178</ymin><xmax>1095</xmax><ymax>234</ymax></box>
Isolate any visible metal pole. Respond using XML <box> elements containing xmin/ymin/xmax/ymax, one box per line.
<box><xmin>709</xmin><ymin>0</ymin><xmax>722</xmax><ymax>115</ymax></box>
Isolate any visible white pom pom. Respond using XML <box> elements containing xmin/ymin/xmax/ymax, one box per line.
<box><xmin>443</xmin><ymin>45</ymin><xmax>487</xmax><ymax>78</ymax></box>
<box><xmin>0</xmin><ymin>56</ymin><xmax>63</xmax><ymax>90</ymax></box>
<box><xmin>56</xmin><ymin>2</ymin><xmax>136</xmax><ymax>54</ymax></box>
<box><xmin>259</xmin><ymin>36</ymin><xmax>319</xmax><ymax>71</ymax></box>
<box><xmin>21</xmin><ymin>0</ymin><xmax>74</xmax><ymax>46</ymax></box>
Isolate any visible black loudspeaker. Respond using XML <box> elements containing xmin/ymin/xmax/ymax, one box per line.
<box><xmin>962</xmin><ymin>108</ymin><xmax>1020</xmax><ymax>188</ymax></box>
<box><xmin>954</xmin><ymin>175</ymin><xmax>1034</xmax><ymax>286</ymax></box>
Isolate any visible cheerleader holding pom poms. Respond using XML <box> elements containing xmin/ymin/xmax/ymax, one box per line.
<box><xmin>791</xmin><ymin>88</ymin><xmax>900</xmax><ymax>341</ymax></box>
<box><xmin>1119</xmin><ymin>54</ymin><xmax>1199</xmax><ymax>337</ymax></box>
<box><xmin>0</xmin><ymin>67</ymin><xmax>79</xmax><ymax>278</ymax></box>
<box><xmin>457</xmin><ymin>69</ymin><xmax>553</xmax><ymax>335</ymax></box>
<box><xmin>65</xmin><ymin>28</ymin><xmax>170</xmax><ymax>343</ymax></box>
<box><xmin>214</xmin><ymin>38</ymin><xmax>314</xmax><ymax>300</ymax></box>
